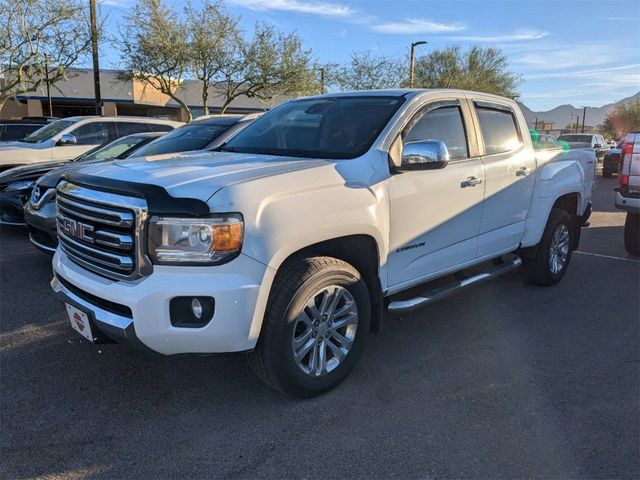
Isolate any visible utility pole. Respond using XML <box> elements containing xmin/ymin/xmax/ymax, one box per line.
<box><xmin>44</xmin><ymin>54</ymin><xmax>53</xmax><ymax>117</ymax></box>
<box><xmin>89</xmin><ymin>0</ymin><xmax>102</xmax><ymax>115</ymax></box>
<box><xmin>534</xmin><ymin>117</ymin><xmax>538</xmax><ymax>130</ymax></box>
<box><xmin>409</xmin><ymin>41</ymin><xmax>427</xmax><ymax>88</ymax></box>
<box><xmin>319</xmin><ymin>68</ymin><xmax>325</xmax><ymax>95</ymax></box>
<box><xmin>581</xmin><ymin>106</ymin><xmax>587</xmax><ymax>133</ymax></box>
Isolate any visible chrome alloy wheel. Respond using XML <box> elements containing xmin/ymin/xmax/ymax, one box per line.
<box><xmin>291</xmin><ymin>285</ymin><xmax>359</xmax><ymax>377</ymax></box>
<box><xmin>549</xmin><ymin>223</ymin><xmax>570</xmax><ymax>274</ymax></box>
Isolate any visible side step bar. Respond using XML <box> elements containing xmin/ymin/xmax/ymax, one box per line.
<box><xmin>387</xmin><ymin>255</ymin><xmax>523</xmax><ymax>313</ymax></box>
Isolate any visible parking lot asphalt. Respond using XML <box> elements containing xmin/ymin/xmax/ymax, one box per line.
<box><xmin>1</xmin><ymin>176</ymin><xmax>638</xmax><ymax>479</ymax></box>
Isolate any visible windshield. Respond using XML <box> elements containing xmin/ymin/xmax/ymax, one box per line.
<box><xmin>131</xmin><ymin>123</ymin><xmax>230</xmax><ymax>157</ymax></box>
<box><xmin>79</xmin><ymin>134</ymin><xmax>152</xmax><ymax>161</ymax></box>
<box><xmin>222</xmin><ymin>96</ymin><xmax>404</xmax><ymax>159</ymax></box>
<box><xmin>22</xmin><ymin>120</ymin><xmax>75</xmax><ymax>143</ymax></box>
<box><xmin>557</xmin><ymin>134</ymin><xmax>592</xmax><ymax>143</ymax></box>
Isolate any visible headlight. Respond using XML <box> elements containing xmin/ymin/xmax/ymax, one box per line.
<box><xmin>4</xmin><ymin>180</ymin><xmax>35</xmax><ymax>192</ymax></box>
<box><xmin>147</xmin><ymin>214</ymin><xmax>243</xmax><ymax>265</ymax></box>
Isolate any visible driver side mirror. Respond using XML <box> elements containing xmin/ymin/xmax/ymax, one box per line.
<box><xmin>400</xmin><ymin>140</ymin><xmax>449</xmax><ymax>171</ymax></box>
<box><xmin>58</xmin><ymin>134</ymin><xmax>77</xmax><ymax>146</ymax></box>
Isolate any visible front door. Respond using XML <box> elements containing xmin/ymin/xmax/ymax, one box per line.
<box><xmin>52</xmin><ymin>121</ymin><xmax>116</xmax><ymax>161</ymax></box>
<box><xmin>387</xmin><ymin>101</ymin><xmax>485</xmax><ymax>290</ymax></box>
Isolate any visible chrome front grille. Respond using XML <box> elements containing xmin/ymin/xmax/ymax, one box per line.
<box><xmin>56</xmin><ymin>181</ymin><xmax>150</xmax><ymax>280</ymax></box>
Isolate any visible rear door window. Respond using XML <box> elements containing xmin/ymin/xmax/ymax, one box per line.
<box><xmin>115</xmin><ymin>122</ymin><xmax>149</xmax><ymax>137</ymax></box>
<box><xmin>475</xmin><ymin>105</ymin><xmax>522</xmax><ymax>155</ymax></box>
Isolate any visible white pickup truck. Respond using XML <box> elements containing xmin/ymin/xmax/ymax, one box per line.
<box><xmin>50</xmin><ymin>90</ymin><xmax>595</xmax><ymax>397</ymax></box>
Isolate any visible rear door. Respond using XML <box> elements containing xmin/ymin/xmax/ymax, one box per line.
<box><xmin>470</xmin><ymin>99</ymin><xmax>536</xmax><ymax>257</ymax></box>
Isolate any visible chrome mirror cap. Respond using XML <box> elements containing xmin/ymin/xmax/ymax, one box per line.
<box><xmin>400</xmin><ymin>140</ymin><xmax>449</xmax><ymax>170</ymax></box>
<box><xmin>58</xmin><ymin>134</ymin><xmax>77</xmax><ymax>145</ymax></box>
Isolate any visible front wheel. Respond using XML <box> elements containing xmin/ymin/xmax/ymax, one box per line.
<box><xmin>247</xmin><ymin>256</ymin><xmax>370</xmax><ymax>398</ymax></box>
<box><xmin>528</xmin><ymin>209</ymin><xmax>574</xmax><ymax>286</ymax></box>
<box><xmin>624</xmin><ymin>213</ymin><xmax>639</xmax><ymax>256</ymax></box>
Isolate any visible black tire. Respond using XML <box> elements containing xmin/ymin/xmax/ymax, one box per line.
<box><xmin>602</xmin><ymin>169</ymin><xmax>613</xmax><ymax>178</ymax></box>
<box><xmin>528</xmin><ymin>208</ymin><xmax>574</xmax><ymax>286</ymax></box>
<box><xmin>247</xmin><ymin>256</ymin><xmax>370</xmax><ymax>398</ymax></box>
<box><xmin>624</xmin><ymin>213</ymin><xmax>640</xmax><ymax>256</ymax></box>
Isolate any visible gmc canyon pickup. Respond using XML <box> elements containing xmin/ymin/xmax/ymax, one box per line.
<box><xmin>50</xmin><ymin>90</ymin><xmax>595</xmax><ymax>397</ymax></box>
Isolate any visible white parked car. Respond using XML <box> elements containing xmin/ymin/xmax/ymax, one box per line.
<box><xmin>0</xmin><ymin>116</ymin><xmax>182</xmax><ymax>170</ymax></box>
<box><xmin>50</xmin><ymin>90</ymin><xmax>596</xmax><ymax>397</ymax></box>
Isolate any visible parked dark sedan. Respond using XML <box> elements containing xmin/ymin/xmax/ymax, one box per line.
<box><xmin>602</xmin><ymin>141</ymin><xmax>623</xmax><ymax>178</ymax></box>
<box><xmin>1</xmin><ymin>132</ymin><xmax>163</xmax><ymax>226</ymax></box>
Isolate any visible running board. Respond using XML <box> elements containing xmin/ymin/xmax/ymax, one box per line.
<box><xmin>387</xmin><ymin>255</ymin><xmax>523</xmax><ymax>313</ymax></box>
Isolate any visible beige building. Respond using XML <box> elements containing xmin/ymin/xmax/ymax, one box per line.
<box><xmin>1</xmin><ymin>68</ymin><xmax>272</xmax><ymax>121</ymax></box>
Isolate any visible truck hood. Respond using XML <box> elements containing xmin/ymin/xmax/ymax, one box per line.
<box><xmin>70</xmin><ymin>151</ymin><xmax>330</xmax><ymax>202</ymax></box>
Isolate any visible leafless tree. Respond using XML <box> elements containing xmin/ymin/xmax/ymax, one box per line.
<box><xmin>0</xmin><ymin>0</ymin><xmax>93</xmax><ymax>111</ymax></box>
<box><xmin>216</xmin><ymin>23</ymin><xmax>319</xmax><ymax>114</ymax></box>
<box><xmin>186</xmin><ymin>0</ymin><xmax>239</xmax><ymax>116</ymax></box>
<box><xmin>117</xmin><ymin>0</ymin><xmax>192</xmax><ymax>120</ymax></box>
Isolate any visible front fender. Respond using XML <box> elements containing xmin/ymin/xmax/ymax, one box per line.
<box><xmin>208</xmin><ymin>162</ymin><xmax>389</xmax><ymax>342</ymax></box>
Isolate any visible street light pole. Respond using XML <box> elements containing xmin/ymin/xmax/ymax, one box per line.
<box><xmin>44</xmin><ymin>54</ymin><xmax>53</xmax><ymax>117</ymax></box>
<box><xmin>581</xmin><ymin>106</ymin><xmax>587</xmax><ymax>133</ymax></box>
<box><xmin>319</xmin><ymin>67</ymin><xmax>325</xmax><ymax>95</ymax></box>
<box><xmin>89</xmin><ymin>0</ymin><xmax>102</xmax><ymax>115</ymax></box>
<box><xmin>409</xmin><ymin>41</ymin><xmax>427</xmax><ymax>88</ymax></box>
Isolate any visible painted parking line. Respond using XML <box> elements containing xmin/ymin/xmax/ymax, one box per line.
<box><xmin>574</xmin><ymin>250</ymin><xmax>639</xmax><ymax>263</ymax></box>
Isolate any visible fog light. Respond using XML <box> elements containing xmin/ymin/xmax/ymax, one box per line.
<box><xmin>191</xmin><ymin>298</ymin><xmax>203</xmax><ymax>319</ymax></box>
<box><xmin>170</xmin><ymin>296</ymin><xmax>214</xmax><ymax>328</ymax></box>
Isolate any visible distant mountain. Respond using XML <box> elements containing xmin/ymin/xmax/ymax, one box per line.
<box><xmin>519</xmin><ymin>91</ymin><xmax>640</xmax><ymax>129</ymax></box>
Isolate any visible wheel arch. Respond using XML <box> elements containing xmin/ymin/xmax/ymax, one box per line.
<box><xmin>272</xmin><ymin>234</ymin><xmax>384</xmax><ymax>333</ymax></box>
<box><xmin>521</xmin><ymin>190</ymin><xmax>583</xmax><ymax>251</ymax></box>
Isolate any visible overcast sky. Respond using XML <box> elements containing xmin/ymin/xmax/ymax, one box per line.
<box><xmin>99</xmin><ymin>0</ymin><xmax>640</xmax><ymax>111</ymax></box>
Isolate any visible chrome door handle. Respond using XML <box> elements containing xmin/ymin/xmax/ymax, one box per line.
<box><xmin>516</xmin><ymin>166</ymin><xmax>530</xmax><ymax>177</ymax></box>
<box><xmin>461</xmin><ymin>176</ymin><xmax>482</xmax><ymax>188</ymax></box>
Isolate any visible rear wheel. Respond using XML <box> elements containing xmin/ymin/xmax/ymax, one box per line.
<box><xmin>602</xmin><ymin>168</ymin><xmax>613</xmax><ymax>178</ymax></box>
<box><xmin>528</xmin><ymin>209</ymin><xmax>574</xmax><ymax>286</ymax></box>
<box><xmin>624</xmin><ymin>213</ymin><xmax>639</xmax><ymax>256</ymax></box>
<box><xmin>247</xmin><ymin>256</ymin><xmax>370</xmax><ymax>398</ymax></box>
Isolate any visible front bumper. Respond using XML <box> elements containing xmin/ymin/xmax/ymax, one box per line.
<box><xmin>0</xmin><ymin>188</ymin><xmax>31</xmax><ymax>226</ymax></box>
<box><xmin>52</xmin><ymin>249</ymin><xmax>274</xmax><ymax>355</ymax></box>
<box><xmin>24</xmin><ymin>199</ymin><xmax>58</xmax><ymax>253</ymax></box>
<box><xmin>614</xmin><ymin>189</ymin><xmax>640</xmax><ymax>214</ymax></box>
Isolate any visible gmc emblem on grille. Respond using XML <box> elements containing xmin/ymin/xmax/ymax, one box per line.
<box><xmin>59</xmin><ymin>216</ymin><xmax>94</xmax><ymax>243</ymax></box>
